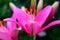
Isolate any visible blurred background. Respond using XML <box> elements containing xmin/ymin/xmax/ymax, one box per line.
<box><xmin>0</xmin><ymin>0</ymin><xmax>60</xmax><ymax>40</ymax></box>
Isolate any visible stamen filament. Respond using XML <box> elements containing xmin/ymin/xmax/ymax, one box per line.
<box><xmin>30</xmin><ymin>6</ymin><xmax>33</xmax><ymax>14</ymax></box>
<box><xmin>25</xmin><ymin>8</ymin><xmax>28</xmax><ymax>13</ymax></box>
<box><xmin>34</xmin><ymin>7</ymin><xmax>36</xmax><ymax>15</ymax></box>
<box><xmin>0</xmin><ymin>21</ymin><xmax>3</xmax><ymax>26</ymax></box>
<box><xmin>0</xmin><ymin>21</ymin><xmax>6</xmax><ymax>26</ymax></box>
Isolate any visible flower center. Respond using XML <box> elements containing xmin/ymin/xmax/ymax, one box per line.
<box><xmin>25</xmin><ymin>0</ymin><xmax>36</xmax><ymax>15</ymax></box>
<box><xmin>25</xmin><ymin>6</ymin><xmax>36</xmax><ymax>15</ymax></box>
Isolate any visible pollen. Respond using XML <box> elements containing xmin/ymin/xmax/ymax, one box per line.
<box><xmin>34</xmin><ymin>7</ymin><xmax>36</xmax><ymax>15</ymax></box>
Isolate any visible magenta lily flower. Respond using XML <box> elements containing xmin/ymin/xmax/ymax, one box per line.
<box><xmin>4</xmin><ymin>1</ymin><xmax>60</xmax><ymax>35</ymax></box>
<box><xmin>0</xmin><ymin>21</ymin><xmax>20</xmax><ymax>40</ymax></box>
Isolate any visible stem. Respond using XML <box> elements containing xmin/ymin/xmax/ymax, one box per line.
<box><xmin>33</xmin><ymin>35</ymin><xmax>36</xmax><ymax>40</ymax></box>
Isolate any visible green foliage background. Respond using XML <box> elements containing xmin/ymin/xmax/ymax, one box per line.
<box><xmin>0</xmin><ymin>0</ymin><xmax>60</xmax><ymax>40</ymax></box>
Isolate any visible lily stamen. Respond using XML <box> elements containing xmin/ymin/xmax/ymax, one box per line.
<box><xmin>0</xmin><ymin>21</ymin><xmax>6</xmax><ymax>26</ymax></box>
<box><xmin>0</xmin><ymin>21</ymin><xmax>3</xmax><ymax>26</ymax></box>
<box><xmin>30</xmin><ymin>6</ymin><xmax>33</xmax><ymax>14</ymax></box>
<box><xmin>25</xmin><ymin>8</ymin><xmax>28</xmax><ymax>13</ymax></box>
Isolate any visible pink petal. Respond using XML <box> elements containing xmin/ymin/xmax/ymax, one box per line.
<box><xmin>4</xmin><ymin>18</ymin><xmax>19</xmax><ymax>40</ymax></box>
<box><xmin>0</xmin><ymin>32</ymin><xmax>12</xmax><ymax>40</ymax></box>
<box><xmin>0</xmin><ymin>27</ymin><xmax>9</xmax><ymax>33</ymax></box>
<box><xmin>13</xmin><ymin>10</ymin><xmax>30</xmax><ymax>25</ymax></box>
<box><xmin>9</xmin><ymin>3</ymin><xmax>30</xmax><ymax>26</ymax></box>
<box><xmin>41</xmin><ymin>20</ymin><xmax>60</xmax><ymax>32</ymax></box>
<box><xmin>7</xmin><ymin>21</ymin><xmax>16</xmax><ymax>32</ymax></box>
<box><xmin>12</xmin><ymin>7</ymin><xmax>30</xmax><ymax>26</ymax></box>
<box><xmin>11</xmin><ymin>30</ymin><xmax>19</xmax><ymax>40</ymax></box>
<box><xmin>37</xmin><ymin>0</ymin><xmax>43</xmax><ymax>12</ymax></box>
<box><xmin>25</xmin><ymin>21</ymin><xmax>41</xmax><ymax>35</ymax></box>
<box><xmin>4</xmin><ymin>18</ymin><xmax>21</xmax><ymax>27</ymax></box>
<box><xmin>46</xmin><ymin>1</ymin><xmax>59</xmax><ymax>22</ymax></box>
<box><xmin>35</xmin><ymin>6</ymin><xmax>52</xmax><ymax>26</ymax></box>
<box><xmin>9</xmin><ymin>2</ymin><xmax>17</xmax><ymax>12</ymax></box>
<box><xmin>4</xmin><ymin>18</ymin><xmax>16</xmax><ymax>32</ymax></box>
